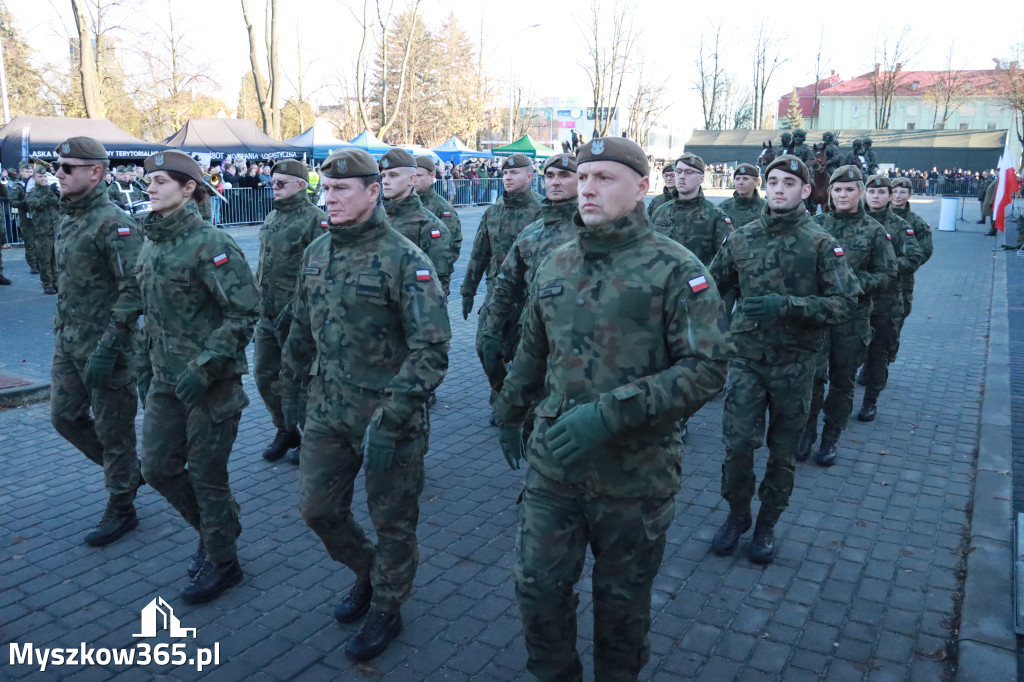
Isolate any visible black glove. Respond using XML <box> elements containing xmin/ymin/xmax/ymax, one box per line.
<box><xmin>462</xmin><ymin>295</ymin><xmax>474</xmax><ymax>320</ymax></box>
<box><xmin>498</xmin><ymin>426</ymin><xmax>525</xmax><ymax>470</ymax></box>
<box><xmin>363</xmin><ymin>423</ymin><xmax>397</xmax><ymax>472</ymax></box>
<box><xmin>174</xmin><ymin>365</ymin><xmax>210</xmax><ymax>404</ymax></box>
<box><xmin>479</xmin><ymin>336</ymin><xmax>504</xmax><ymax>382</ymax></box>
<box><xmin>281</xmin><ymin>394</ymin><xmax>301</xmax><ymax>433</ymax></box>
<box><xmin>741</xmin><ymin>294</ymin><xmax>789</xmax><ymax>322</ymax></box>
<box><xmin>83</xmin><ymin>344</ymin><xmax>118</xmax><ymax>389</ymax></box>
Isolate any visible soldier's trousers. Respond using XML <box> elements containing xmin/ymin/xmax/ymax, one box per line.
<box><xmin>722</xmin><ymin>357</ymin><xmax>815</xmax><ymax>521</ymax></box>
<box><xmin>299</xmin><ymin>419</ymin><xmax>426</xmax><ymax>613</ymax></box>
<box><xmin>35</xmin><ymin>230</ymin><xmax>56</xmax><ymax>289</ymax></box>
<box><xmin>20</xmin><ymin>218</ymin><xmax>37</xmax><ymax>270</ymax></box>
<box><xmin>50</xmin><ymin>353</ymin><xmax>139</xmax><ymax>509</ymax></box>
<box><xmin>893</xmin><ymin>288</ymin><xmax>914</xmax><ymax>359</ymax></box>
<box><xmin>514</xmin><ymin>468</ymin><xmax>674</xmax><ymax>682</ymax></box>
<box><xmin>806</xmin><ymin>317</ymin><xmax>872</xmax><ymax>441</ymax></box>
<box><xmin>141</xmin><ymin>377</ymin><xmax>246</xmax><ymax>563</ymax></box>
<box><xmin>253</xmin><ymin>315</ymin><xmax>307</xmax><ymax>431</ymax></box>
<box><xmin>863</xmin><ymin>314</ymin><xmax>901</xmax><ymax>403</ymax></box>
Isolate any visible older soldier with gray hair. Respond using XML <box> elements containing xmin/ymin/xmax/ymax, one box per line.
<box><xmin>495</xmin><ymin>137</ymin><xmax>733</xmax><ymax>681</ymax></box>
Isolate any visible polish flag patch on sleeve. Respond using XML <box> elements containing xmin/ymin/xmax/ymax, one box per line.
<box><xmin>416</xmin><ymin>269</ymin><xmax>431</xmax><ymax>281</ymax></box>
<box><xmin>834</xmin><ymin>246</ymin><xmax>844</xmax><ymax>256</ymax></box>
<box><xmin>724</xmin><ymin>217</ymin><xmax>732</xmax><ymax>224</ymax></box>
<box><xmin>885</xmin><ymin>233</ymin><xmax>892</xmax><ymax>240</ymax></box>
<box><xmin>906</xmin><ymin>228</ymin><xmax>914</xmax><ymax>235</ymax></box>
<box><xmin>321</xmin><ymin>221</ymin><xmax>329</xmax><ymax>228</ymax></box>
<box><xmin>688</xmin><ymin>275</ymin><xmax>709</xmax><ymax>293</ymax></box>
<box><xmin>117</xmin><ymin>226</ymin><xmax>132</xmax><ymax>236</ymax></box>
<box><xmin>430</xmin><ymin>229</ymin><xmax>442</xmax><ymax>238</ymax></box>
<box><xmin>442</xmin><ymin>211</ymin><xmax>452</xmax><ymax>217</ymax></box>
<box><xmin>213</xmin><ymin>253</ymin><xmax>229</xmax><ymax>266</ymax></box>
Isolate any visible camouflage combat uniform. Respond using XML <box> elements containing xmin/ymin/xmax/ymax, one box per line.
<box><xmin>709</xmin><ymin>204</ymin><xmax>860</xmax><ymax>523</ymax></box>
<box><xmin>650</xmin><ymin>187</ymin><xmax>733</xmax><ymax>265</ymax></box>
<box><xmin>822</xmin><ymin>135</ymin><xmax>842</xmax><ymax>175</ymax></box>
<box><xmin>494</xmin><ymin>203</ymin><xmax>733</xmax><ymax>682</ymax></box>
<box><xmin>891</xmin><ymin>204</ymin><xmax>932</xmax><ymax>324</ymax></box>
<box><xmin>791</xmin><ymin>130</ymin><xmax>813</xmax><ymax>168</ymax></box>
<box><xmin>135</xmin><ymin>200</ymin><xmax>259</xmax><ymax>564</ymax></box>
<box><xmin>50</xmin><ymin>183</ymin><xmax>144</xmax><ymax>513</ymax></box>
<box><xmin>804</xmin><ymin>209</ymin><xmax>896</xmax><ymax>447</ymax></box>
<box><xmin>718</xmin><ymin>191</ymin><xmax>767</xmax><ymax>229</ymax></box>
<box><xmin>862</xmin><ymin>207</ymin><xmax>923</xmax><ymax>406</ymax></box>
<box><xmin>107</xmin><ymin>180</ymin><xmax>147</xmax><ymax>210</ymax></box>
<box><xmin>26</xmin><ymin>182</ymin><xmax>61</xmax><ymax>291</ymax></box>
<box><xmin>9</xmin><ymin>179</ymin><xmax>36</xmax><ymax>272</ymax></box>
<box><xmin>418</xmin><ymin>185</ymin><xmax>462</xmax><ymax>262</ymax></box>
<box><xmin>384</xmin><ymin>193</ymin><xmax>454</xmax><ymax>295</ymax></box>
<box><xmin>281</xmin><ymin>206</ymin><xmax>450</xmax><ymax>614</ymax></box>
<box><xmin>645</xmin><ymin>184</ymin><xmax>676</xmax><ymax>218</ymax></box>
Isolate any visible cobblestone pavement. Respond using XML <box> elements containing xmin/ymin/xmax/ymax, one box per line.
<box><xmin>0</xmin><ymin>198</ymin><xmax>1000</xmax><ymax>680</ymax></box>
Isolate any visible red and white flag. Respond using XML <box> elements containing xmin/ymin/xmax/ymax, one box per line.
<box><xmin>993</xmin><ymin>140</ymin><xmax>1020</xmax><ymax>233</ymax></box>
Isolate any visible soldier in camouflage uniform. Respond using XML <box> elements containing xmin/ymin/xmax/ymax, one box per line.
<box><xmin>280</xmin><ymin>148</ymin><xmax>450</xmax><ymax>661</ymax></box>
<box><xmin>651</xmin><ymin>152</ymin><xmax>733</xmax><ymax>265</ymax></box>
<box><xmin>858</xmin><ymin>174</ymin><xmax>924</xmax><ymax>423</ymax></box>
<box><xmin>134</xmin><ymin>150</ymin><xmax>259</xmax><ymax>604</ymax></box>
<box><xmin>799</xmin><ymin>166</ymin><xmax>897</xmax><ymax>467</ymax></box>
<box><xmin>478</xmin><ymin>153</ymin><xmax>579</xmax><ymax>397</ymax></box>
<box><xmin>379</xmin><ymin>149</ymin><xmax>454</xmax><ymax>295</ymax></box>
<box><xmin>821</xmin><ymin>132</ymin><xmax>842</xmax><ymax>176</ymax></box>
<box><xmin>461</xmin><ymin>153</ymin><xmax>542</xmax><ymax>391</ymax></box>
<box><xmin>646</xmin><ymin>162</ymin><xmax>676</xmax><ymax>218</ymax></box>
<box><xmin>709</xmin><ymin>155</ymin><xmax>860</xmax><ymax>564</ymax></box>
<box><xmin>26</xmin><ymin>164</ymin><xmax>62</xmax><ymax>294</ymax></box>
<box><xmin>253</xmin><ymin>159</ymin><xmax>326</xmax><ymax>464</ymax></box>
<box><xmin>0</xmin><ymin>174</ymin><xmax>9</xmax><ymax>285</ymax></box>
<box><xmin>414</xmin><ymin>155</ymin><xmax>462</xmax><ymax>262</ymax></box>
<box><xmin>790</xmin><ymin>129</ymin><xmax>814</xmax><ymax>167</ymax></box>
<box><xmin>863</xmin><ymin>138</ymin><xmax>879</xmax><ymax>175</ymax></box>
<box><xmin>49</xmin><ymin>137</ymin><xmax>145</xmax><ymax>546</ymax></box>
<box><xmin>718</xmin><ymin>163</ymin><xmax>767</xmax><ymax>228</ymax></box>
<box><xmin>889</xmin><ymin>176</ymin><xmax>933</xmax><ymax>336</ymax></box>
<box><xmin>494</xmin><ymin>137</ymin><xmax>733</xmax><ymax>682</ymax></box>
<box><xmin>843</xmin><ymin>139</ymin><xmax>869</xmax><ymax>174</ymax></box>
<box><xmin>779</xmin><ymin>131</ymin><xmax>794</xmax><ymax>156</ymax></box>
<box><xmin>107</xmin><ymin>165</ymin><xmax>147</xmax><ymax>210</ymax></box>
<box><xmin>10</xmin><ymin>162</ymin><xmax>37</xmax><ymax>274</ymax></box>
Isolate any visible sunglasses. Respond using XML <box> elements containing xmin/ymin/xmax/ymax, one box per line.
<box><xmin>59</xmin><ymin>163</ymin><xmax>99</xmax><ymax>174</ymax></box>
<box><xmin>272</xmin><ymin>179</ymin><xmax>299</xmax><ymax>189</ymax></box>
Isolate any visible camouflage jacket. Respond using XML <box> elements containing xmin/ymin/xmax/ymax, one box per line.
<box><xmin>650</xmin><ymin>187</ymin><xmax>733</xmax><ymax>265</ymax></box>
<box><xmin>53</xmin><ymin>184</ymin><xmax>144</xmax><ymax>361</ymax></box>
<box><xmin>813</xmin><ymin>209</ymin><xmax>897</xmax><ymax>320</ymax></box>
<box><xmin>791</xmin><ymin>143</ymin><xmax>813</xmax><ymax>167</ymax></box>
<box><xmin>136</xmin><ymin>201</ymin><xmax>259</xmax><ymax>385</ymax></box>
<box><xmin>385</xmin><ymin>193</ymin><xmax>453</xmax><ymax>294</ymax></box>
<box><xmin>460</xmin><ymin>188</ymin><xmax>543</xmax><ymax>298</ymax></box>
<box><xmin>418</xmin><ymin>187</ymin><xmax>462</xmax><ymax>262</ymax></box>
<box><xmin>867</xmin><ymin>206</ymin><xmax>924</xmax><ymax>315</ymax></box>
<box><xmin>107</xmin><ymin>181</ymin><xmax>146</xmax><ymax>209</ymax></box>
<box><xmin>479</xmin><ymin>198</ymin><xmax>578</xmax><ymax>341</ymax></box>
<box><xmin>718</xmin><ymin>191</ymin><xmax>767</xmax><ymax>229</ymax></box>
<box><xmin>709</xmin><ymin>204</ymin><xmax>861</xmax><ymax>365</ymax></box>
<box><xmin>494</xmin><ymin>203</ymin><xmax>733</xmax><ymax>499</ymax></box>
<box><xmin>280</xmin><ymin>206</ymin><xmax>451</xmax><ymax>442</ymax></box>
<box><xmin>8</xmin><ymin>180</ymin><xmax>28</xmax><ymax>212</ymax></box>
<box><xmin>26</xmin><ymin>183</ymin><xmax>61</xmax><ymax>232</ymax></box>
<box><xmin>824</xmin><ymin>143</ymin><xmax>842</xmax><ymax>174</ymax></box>
<box><xmin>256</xmin><ymin>191</ymin><xmax>326</xmax><ymax>319</ymax></box>
<box><xmin>892</xmin><ymin>204</ymin><xmax>933</xmax><ymax>265</ymax></box>
<box><xmin>646</xmin><ymin>186</ymin><xmax>676</xmax><ymax>218</ymax></box>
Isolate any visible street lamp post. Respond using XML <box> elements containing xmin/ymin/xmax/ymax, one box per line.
<box><xmin>508</xmin><ymin>24</ymin><xmax>540</xmax><ymax>145</ymax></box>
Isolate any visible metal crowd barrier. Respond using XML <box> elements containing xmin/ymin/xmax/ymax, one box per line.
<box><xmin>214</xmin><ymin>187</ymin><xmax>275</xmax><ymax>226</ymax></box>
<box><xmin>434</xmin><ymin>177</ymin><xmax>546</xmax><ymax>207</ymax></box>
<box><xmin>2</xmin><ymin>198</ymin><xmax>23</xmax><ymax>246</ymax></box>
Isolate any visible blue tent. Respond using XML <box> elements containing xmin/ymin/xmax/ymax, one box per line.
<box><xmin>285</xmin><ymin>125</ymin><xmax>355</xmax><ymax>160</ymax></box>
<box><xmin>347</xmin><ymin>130</ymin><xmax>393</xmax><ymax>158</ymax></box>
<box><xmin>432</xmin><ymin>135</ymin><xmax>491</xmax><ymax>164</ymax></box>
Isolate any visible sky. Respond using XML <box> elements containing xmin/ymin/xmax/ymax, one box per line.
<box><xmin>15</xmin><ymin>0</ymin><xmax>1023</xmax><ymax>138</ymax></box>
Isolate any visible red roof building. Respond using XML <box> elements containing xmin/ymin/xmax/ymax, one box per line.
<box><xmin>776</xmin><ymin>72</ymin><xmax>843</xmax><ymax>127</ymax></box>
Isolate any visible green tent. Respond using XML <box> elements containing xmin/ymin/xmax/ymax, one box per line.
<box><xmin>491</xmin><ymin>134</ymin><xmax>558</xmax><ymax>158</ymax></box>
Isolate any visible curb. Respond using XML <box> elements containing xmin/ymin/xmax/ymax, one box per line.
<box><xmin>0</xmin><ymin>381</ymin><xmax>50</xmax><ymax>409</ymax></box>
<box><xmin>957</xmin><ymin>249</ymin><xmax>1017</xmax><ymax>681</ymax></box>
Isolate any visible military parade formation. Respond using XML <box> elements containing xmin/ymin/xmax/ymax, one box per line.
<box><xmin>6</xmin><ymin>128</ymin><xmax>938</xmax><ymax>679</ymax></box>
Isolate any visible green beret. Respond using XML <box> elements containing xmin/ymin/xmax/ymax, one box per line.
<box><xmin>662</xmin><ymin>163</ymin><xmax>675</xmax><ymax>174</ymax></box>
<box><xmin>18</xmin><ymin>161</ymin><xmax>31</xmax><ymax>170</ymax></box>
<box><xmin>115</xmin><ymin>165</ymin><xmax>129</xmax><ymax>173</ymax></box>
<box><xmin>144</xmin><ymin>150</ymin><xmax>203</xmax><ymax>185</ymax></box>
<box><xmin>378</xmin><ymin>148</ymin><xmax>416</xmax><ymax>170</ymax></box>
<box><xmin>415</xmin><ymin>155</ymin><xmax>435</xmax><ymax>172</ymax></box>
<box><xmin>675</xmin><ymin>152</ymin><xmax>705</xmax><ymax>173</ymax></box>
<box><xmin>542</xmin><ymin>153</ymin><xmax>577</xmax><ymax>173</ymax></box>
<box><xmin>271</xmin><ymin>159</ymin><xmax>308</xmax><ymax>180</ymax></box>
<box><xmin>321</xmin><ymin>148</ymin><xmax>379</xmax><ymax>179</ymax></box>
<box><xmin>891</xmin><ymin>177</ymin><xmax>913</xmax><ymax>191</ymax></box>
<box><xmin>577</xmin><ymin>137</ymin><xmax>649</xmax><ymax>177</ymax></box>
<box><xmin>864</xmin><ymin>174</ymin><xmax>891</xmax><ymax>189</ymax></box>
<box><xmin>830</xmin><ymin>165</ymin><xmax>863</xmax><ymax>184</ymax></box>
<box><xmin>55</xmin><ymin>136</ymin><xmax>108</xmax><ymax>161</ymax></box>
<box><xmin>734</xmin><ymin>163</ymin><xmax>760</xmax><ymax>178</ymax></box>
<box><xmin>501</xmin><ymin>153</ymin><xmax>534</xmax><ymax>171</ymax></box>
<box><xmin>765</xmin><ymin>155</ymin><xmax>810</xmax><ymax>184</ymax></box>
<box><xmin>32</xmin><ymin>164</ymin><xmax>49</xmax><ymax>175</ymax></box>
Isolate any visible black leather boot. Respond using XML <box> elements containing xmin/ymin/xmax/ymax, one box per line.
<box><xmin>345</xmin><ymin>610</ymin><xmax>402</xmax><ymax>661</ymax></box>
<box><xmin>84</xmin><ymin>502</ymin><xmax>138</xmax><ymax>546</ymax></box>
<box><xmin>334</xmin><ymin>574</ymin><xmax>373</xmax><ymax>623</ymax></box>
<box><xmin>262</xmin><ymin>428</ymin><xmax>301</xmax><ymax>461</ymax></box>
<box><xmin>857</xmin><ymin>401</ymin><xmax>877</xmax><ymax>422</ymax></box>
<box><xmin>181</xmin><ymin>557</ymin><xmax>243</xmax><ymax>604</ymax></box>
<box><xmin>711</xmin><ymin>510</ymin><xmax>752</xmax><ymax>556</ymax></box>
<box><xmin>748</xmin><ymin>515</ymin><xmax>776</xmax><ymax>564</ymax></box>
<box><xmin>187</xmin><ymin>539</ymin><xmax>206</xmax><ymax>578</ymax></box>
<box><xmin>797</xmin><ymin>428</ymin><xmax>816</xmax><ymax>462</ymax></box>
<box><xmin>816</xmin><ymin>438</ymin><xmax>838</xmax><ymax>467</ymax></box>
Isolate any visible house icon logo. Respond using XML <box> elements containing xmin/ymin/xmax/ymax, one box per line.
<box><xmin>133</xmin><ymin>597</ymin><xmax>197</xmax><ymax>638</ymax></box>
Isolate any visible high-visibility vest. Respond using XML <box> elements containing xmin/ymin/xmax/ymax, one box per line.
<box><xmin>307</xmin><ymin>170</ymin><xmax>320</xmax><ymax>194</ymax></box>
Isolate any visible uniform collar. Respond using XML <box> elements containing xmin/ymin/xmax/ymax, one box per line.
<box><xmin>502</xmin><ymin>188</ymin><xmax>534</xmax><ymax>207</ymax></box>
<box><xmin>142</xmin><ymin>200</ymin><xmax>203</xmax><ymax>243</ymax></box>
<box><xmin>573</xmin><ymin>201</ymin><xmax>651</xmax><ymax>255</ymax></box>
<box><xmin>542</xmin><ymin>197</ymin><xmax>578</xmax><ymax>226</ymax></box>
<box><xmin>760</xmin><ymin>204</ymin><xmax>808</xmax><ymax>233</ymax></box>
<box><xmin>832</xmin><ymin>207</ymin><xmax>867</xmax><ymax>221</ymax></box>
<box><xmin>731</xmin><ymin>190</ymin><xmax>760</xmax><ymax>206</ymax></box>
<box><xmin>60</xmin><ymin>183</ymin><xmax>110</xmax><ymax>217</ymax></box>
<box><xmin>272</xmin><ymin>191</ymin><xmax>310</xmax><ymax>212</ymax></box>
<box><xmin>673</xmin><ymin>186</ymin><xmax>705</xmax><ymax>208</ymax></box>
<box><xmin>383</xmin><ymin>192</ymin><xmax>424</xmax><ymax>219</ymax></box>
<box><xmin>866</xmin><ymin>206</ymin><xmax>892</xmax><ymax>222</ymax></box>
<box><xmin>327</xmin><ymin>205</ymin><xmax>390</xmax><ymax>247</ymax></box>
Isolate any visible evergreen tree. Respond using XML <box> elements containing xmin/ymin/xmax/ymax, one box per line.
<box><xmin>784</xmin><ymin>88</ymin><xmax>805</xmax><ymax>130</ymax></box>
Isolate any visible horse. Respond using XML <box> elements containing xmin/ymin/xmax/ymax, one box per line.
<box><xmin>808</xmin><ymin>143</ymin><xmax>830</xmax><ymax>214</ymax></box>
<box><xmin>757</xmin><ymin>141</ymin><xmax>775</xmax><ymax>181</ymax></box>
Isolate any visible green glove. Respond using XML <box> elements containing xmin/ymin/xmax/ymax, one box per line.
<box><xmin>281</xmin><ymin>394</ymin><xmax>301</xmax><ymax>433</ymax></box>
<box><xmin>137</xmin><ymin>372</ymin><xmax>152</xmax><ymax>409</ymax></box>
<box><xmin>498</xmin><ymin>425</ymin><xmax>524</xmax><ymax>470</ymax></box>
<box><xmin>741</xmin><ymin>294</ymin><xmax>789</xmax><ymax>322</ymax></box>
<box><xmin>363</xmin><ymin>423</ymin><xmax>397</xmax><ymax>472</ymax></box>
<box><xmin>462</xmin><ymin>295</ymin><xmax>475</xmax><ymax>320</ymax></box>
<box><xmin>479</xmin><ymin>336</ymin><xmax>504</xmax><ymax>382</ymax></box>
<box><xmin>545</xmin><ymin>402</ymin><xmax>615</xmax><ymax>466</ymax></box>
<box><xmin>174</xmin><ymin>365</ymin><xmax>210</xmax><ymax>405</ymax></box>
<box><xmin>83</xmin><ymin>344</ymin><xmax>118</xmax><ymax>389</ymax></box>
<box><xmin>274</xmin><ymin>308</ymin><xmax>293</xmax><ymax>339</ymax></box>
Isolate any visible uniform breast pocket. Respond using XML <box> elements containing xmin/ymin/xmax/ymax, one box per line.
<box><xmin>354</xmin><ymin>272</ymin><xmax>388</xmax><ymax>305</ymax></box>
<box><xmin>616</xmin><ymin>284</ymin><xmax>657</xmax><ymax>321</ymax></box>
<box><xmin>167</xmin><ymin>264</ymin><xmax>193</xmax><ymax>289</ymax></box>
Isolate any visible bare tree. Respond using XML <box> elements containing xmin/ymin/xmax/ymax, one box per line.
<box><xmin>995</xmin><ymin>47</ymin><xmax>1024</xmax><ymax>168</ymax></box>
<box><xmin>925</xmin><ymin>44</ymin><xmax>971</xmax><ymax>129</ymax></box>
<box><xmin>866</xmin><ymin>26</ymin><xmax>916</xmax><ymax>129</ymax></box>
<box><xmin>810</xmin><ymin>27</ymin><xmax>832</xmax><ymax>130</ymax></box>
<box><xmin>750</xmin><ymin>20</ymin><xmax>788</xmax><ymax>129</ymax></box>
<box><xmin>510</xmin><ymin>85</ymin><xmax>540</xmax><ymax>140</ymax></box>
<box><xmin>624</xmin><ymin>58</ymin><xmax>668</xmax><ymax>144</ymax></box>
<box><xmin>693</xmin><ymin>22</ymin><xmax>728</xmax><ymax>130</ymax></box>
<box><xmin>70</xmin><ymin>0</ymin><xmax>104</xmax><ymax>117</ymax></box>
<box><xmin>352</xmin><ymin>0</ymin><xmax>421</xmax><ymax>139</ymax></box>
<box><xmin>580</xmin><ymin>0</ymin><xmax>637</xmax><ymax>137</ymax></box>
<box><xmin>239</xmin><ymin>0</ymin><xmax>280</xmax><ymax>137</ymax></box>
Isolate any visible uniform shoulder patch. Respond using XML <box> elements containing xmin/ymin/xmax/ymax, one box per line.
<box><xmin>688</xmin><ymin>275</ymin><xmax>709</xmax><ymax>293</ymax></box>
<box><xmin>213</xmin><ymin>253</ymin><xmax>229</xmax><ymax>266</ymax></box>
<box><xmin>906</xmin><ymin>228</ymin><xmax>914</xmax><ymax>235</ymax></box>
<box><xmin>834</xmin><ymin>246</ymin><xmax>844</xmax><ymax>256</ymax></box>
<box><xmin>117</xmin><ymin>226</ymin><xmax>132</xmax><ymax>236</ymax></box>
<box><xmin>442</xmin><ymin>211</ymin><xmax>452</xmax><ymax>217</ymax></box>
<box><xmin>415</xmin><ymin>269</ymin><xmax>431</xmax><ymax>281</ymax></box>
<box><xmin>430</xmin><ymin>229</ymin><xmax>442</xmax><ymax>238</ymax></box>
<box><xmin>885</xmin><ymin>233</ymin><xmax>892</xmax><ymax>240</ymax></box>
<box><xmin>724</xmin><ymin>216</ymin><xmax>732</xmax><ymax>224</ymax></box>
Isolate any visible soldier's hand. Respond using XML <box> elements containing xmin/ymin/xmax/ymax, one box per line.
<box><xmin>498</xmin><ymin>425</ymin><xmax>525</xmax><ymax>470</ymax></box>
<box><xmin>281</xmin><ymin>394</ymin><xmax>301</xmax><ymax>434</ymax></box>
<box><xmin>479</xmin><ymin>336</ymin><xmax>504</xmax><ymax>381</ymax></box>
<box><xmin>362</xmin><ymin>423</ymin><xmax>397</xmax><ymax>472</ymax></box>
<box><xmin>545</xmin><ymin>402</ymin><xmax>614</xmax><ymax>466</ymax></box>
<box><xmin>174</xmin><ymin>366</ymin><xmax>210</xmax><ymax>405</ymax></box>
<box><xmin>741</xmin><ymin>294</ymin><xmax>789</xmax><ymax>322</ymax></box>
<box><xmin>83</xmin><ymin>344</ymin><xmax>118</xmax><ymax>389</ymax></box>
<box><xmin>461</xmin><ymin>295</ymin><xmax>474</xmax><ymax>320</ymax></box>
